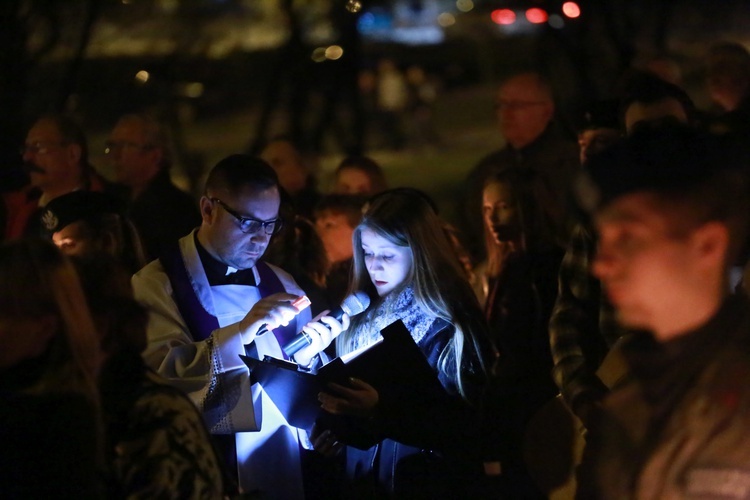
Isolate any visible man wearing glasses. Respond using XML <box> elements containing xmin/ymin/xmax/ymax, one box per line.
<box><xmin>3</xmin><ymin>114</ymin><xmax>108</xmax><ymax>240</ymax></box>
<box><xmin>106</xmin><ymin>113</ymin><xmax>200</xmax><ymax>259</ymax></box>
<box><xmin>133</xmin><ymin>154</ymin><xmax>345</xmax><ymax>499</ymax></box>
<box><xmin>460</xmin><ymin>71</ymin><xmax>579</xmax><ymax>261</ymax></box>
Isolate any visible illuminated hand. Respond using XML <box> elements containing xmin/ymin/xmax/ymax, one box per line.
<box><xmin>318</xmin><ymin>377</ymin><xmax>379</xmax><ymax>417</ymax></box>
<box><xmin>292</xmin><ymin>311</ymin><xmax>350</xmax><ymax>367</ymax></box>
<box><xmin>310</xmin><ymin>423</ymin><xmax>344</xmax><ymax>458</ymax></box>
<box><xmin>239</xmin><ymin>293</ymin><xmax>304</xmax><ymax>343</ymax></box>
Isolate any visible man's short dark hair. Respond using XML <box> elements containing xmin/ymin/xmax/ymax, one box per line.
<box><xmin>579</xmin><ymin>124</ymin><xmax>750</xmax><ymax>264</ymax></box>
<box><xmin>204</xmin><ymin>154</ymin><xmax>279</xmax><ymax>196</ymax></box>
<box><xmin>619</xmin><ymin>73</ymin><xmax>696</xmax><ymax>127</ymax></box>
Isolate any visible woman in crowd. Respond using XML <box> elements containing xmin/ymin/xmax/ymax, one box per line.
<box><xmin>314</xmin><ymin>188</ymin><xmax>495</xmax><ymax>497</ymax></box>
<box><xmin>476</xmin><ymin>168</ymin><xmax>563</xmax><ymax>498</ymax></box>
<box><xmin>0</xmin><ymin>239</ymin><xmax>103</xmax><ymax>497</ymax></box>
<box><xmin>332</xmin><ymin>155</ymin><xmax>388</xmax><ymax>196</ymax></box>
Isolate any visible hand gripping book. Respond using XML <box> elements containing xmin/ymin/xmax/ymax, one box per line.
<box><xmin>239</xmin><ymin>319</ymin><xmax>443</xmax><ymax>435</ymax></box>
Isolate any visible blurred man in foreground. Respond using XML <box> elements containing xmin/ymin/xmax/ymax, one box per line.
<box><xmin>575</xmin><ymin>124</ymin><xmax>750</xmax><ymax>498</ymax></box>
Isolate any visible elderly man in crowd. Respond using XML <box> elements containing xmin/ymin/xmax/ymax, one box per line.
<box><xmin>107</xmin><ymin>113</ymin><xmax>201</xmax><ymax>259</ymax></box>
<box><xmin>3</xmin><ymin>115</ymin><xmax>109</xmax><ymax>240</ymax></box>
<box><xmin>461</xmin><ymin>71</ymin><xmax>579</xmax><ymax>260</ymax></box>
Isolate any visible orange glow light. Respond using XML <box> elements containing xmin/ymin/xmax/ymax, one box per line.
<box><xmin>491</xmin><ymin>9</ymin><xmax>516</xmax><ymax>25</ymax></box>
<box><xmin>562</xmin><ymin>2</ymin><xmax>581</xmax><ymax>18</ymax></box>
<box><xmin>526</xmin><ymin>8</ymin><xmax>548</xmax><ymax>24</ymax></box>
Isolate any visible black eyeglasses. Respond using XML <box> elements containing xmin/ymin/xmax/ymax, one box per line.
<box><xmin>19</xmin><ymin>141</ymin><xmax>68</xmax><ymax>155</ymax></box>
<box><xmin>210</xmin><ymin>198</ymin><xmax>283</xmax><ymax>235</ymax></box>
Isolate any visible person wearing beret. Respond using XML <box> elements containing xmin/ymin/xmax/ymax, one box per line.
<box><xmin>42</xmin><ymin>190</ymin><xmax>146</xmax><ymax>274</ymax></box>
<box><xmin>575</xmin><ymin>124</ymin><xmax>750</xmax><ymax>498</ymax></box>
<box><xmin>4</xmin><ymin>115</ymin><xmax>111</xmax><ymax>241</ymax></box>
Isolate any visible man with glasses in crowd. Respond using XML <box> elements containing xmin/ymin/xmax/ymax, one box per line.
<box><xmin>107</xmin><ymin>113</ymin><xmax>200</xmax><ymax>259</ymax></box>
<box><xmin>3</xmin><ymin>114</ymin><xmax>109</xmax><ymax>240</ymax></box>
<box><xmin>133</xmin><ymin>154</ymin><xmax>345</xmax><ymax>499</ymax></box>
<box><xmin>460</xmin><ymin>71</ymin><xmax>579</xmax><ymax>261</ymax></box>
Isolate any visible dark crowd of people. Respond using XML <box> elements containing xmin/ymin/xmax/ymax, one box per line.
<box><xmin>2</xmin><ymin>41</ymin><xmax>750</xmax><ymax>500</ymax></box>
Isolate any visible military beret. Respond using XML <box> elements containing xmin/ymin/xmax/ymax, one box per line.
<box><xmin>580</xmin><ymin>99</ymin><xmax>620</xmax><ymax>132</ymax></box>
<box><xmin>574</xmin><ymin>123</ymin><xmax>741</xmax><ymax>212</ymax></box>
<box><xmin>41</xmin><ymin>191</ymin><xmax>125</xmax><ymax>233</ymax></box>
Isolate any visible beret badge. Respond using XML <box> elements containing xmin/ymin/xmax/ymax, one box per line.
<box><xmin>42</xmin><ymin>209</ymin><xmax>59</xmax><ymax>231</ymax></box>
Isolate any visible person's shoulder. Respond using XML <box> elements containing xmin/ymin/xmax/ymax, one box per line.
<box><xmin>532</xmin><ymin>129</ymin><xmax>579</xmax><ymax>159</ymax></box>
<box><xmin>132</xmin><ymin>258</ymin><xmax>170</xmax><ymax>295</ymax></box>
<box><xmin>133</xmin><ymin>257</ymin><xmax>165</xmax><ymax>280</ymax></box>
<box><xmin>468</xmin><ymin>148</ymin><xmax>512</xmax><ymax>177</ymax></box>
<box><xmin>418</xmin><ymin>317</ymin><xmax>456</xmax><ymax>352</ymax></box>
<box><xmin>139</xmin><ymin>175</ymin><xmax>198</xmax><ymax>210</ymax></box>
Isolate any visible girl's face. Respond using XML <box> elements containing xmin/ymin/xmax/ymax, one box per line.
<box><xmin>482</xmin><ymin>180</ymin><xmax>520</xmax><ymax>245</ymax></box>
<box><xmin>360</xmin><ymin>228</ymin><xmax>412</xmax><ymax>297</ymax></box>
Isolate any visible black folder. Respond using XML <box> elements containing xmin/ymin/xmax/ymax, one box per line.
<box><xmin>240</xmin><ymin>319</ymin><xmax>443</xmax><ymax>431</ymax></box>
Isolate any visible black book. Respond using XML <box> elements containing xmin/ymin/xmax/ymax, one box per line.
<box><xmin>240</xmin><ymin>319</ymin><xmax>443</xmax><ymax>435</ymax></box>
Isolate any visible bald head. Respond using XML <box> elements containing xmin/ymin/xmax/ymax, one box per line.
<box><xmin>495</xmin><ymin>72</ymin><xmax>555</xmax><ymax>149</ymax></box>
<box><xmin>107</xmin><ymin>113</ymin><xmax>170</xmax><ymax>195</ymax></box>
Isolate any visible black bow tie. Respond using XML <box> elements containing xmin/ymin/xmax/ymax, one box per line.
<box><xmin>195</xmin><ymin>233</ymin><xmax>257</xmax><ymax>286</ymax></box>
<box><xmin>220</xmin><ymin>267</ymin><xmax>257</xmax><ymax>286</ymax></box>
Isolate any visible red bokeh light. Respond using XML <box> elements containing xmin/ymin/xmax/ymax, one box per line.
<box><xmin>562</xmin><ymin>2</ymin><xmax>581</xmax><ymax>18</ymax></box>
<box><xmin>491</xmin><ymin>9</ymin><xmax>516</xmax><ymax>25</ymax></box>
<box><xmin>525</xmin><ymin>8</ymin><xmax>548</xmax><ymax>24</ymax></box>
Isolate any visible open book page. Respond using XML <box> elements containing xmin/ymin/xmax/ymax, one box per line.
<box><xmin>241</xmin><ymin>320</ymin><xmax>442</xmax><ymax>432</ymax></box>
<box><xmin>339</xmin><ymin>336</ymin><xmax>384</xmax><ymax>364</ymax></box>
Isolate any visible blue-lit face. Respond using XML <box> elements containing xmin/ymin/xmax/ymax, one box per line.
<box><xmin>201</xmin><ymin>186</ymin><xmax>280</xmax><ymax>270</ymax></box>
<box><xmin>360</xmin><ymin>228</ymin><xmax>412</xmax><ymax>297</ymax></box>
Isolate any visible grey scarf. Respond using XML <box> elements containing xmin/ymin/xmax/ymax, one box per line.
<box><xmin>351</xmin><ymin>286</ymin><xmax>439</xmax><ymax>351</ymax></box>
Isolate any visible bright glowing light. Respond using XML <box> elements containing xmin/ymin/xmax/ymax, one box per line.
<box><xmin>548</xmin><ymin>14</ymin><xmax>565</xmax><ymax>29</ymax></box>
<box><xmin>134</xmin><ymin>70</ymin><xmax>149</xmax><ymax>83</ymax></box>
<box><xmin>311</xmin><ymin>47</ymin><xmax>327</xmax><ymax>63</ymax></box>
<box><xmin>456</xmin><ymin>0</ymin><xmax>474</xmax><ymax>13</ymax></box>
<box><xmin>325</xmin><ymin>45</ymin><xmax>344</xmax><ymax>60</ymax></box>
<box><xmin>526</xmin><ymin>8</ymin><xmax>548</xmax><ymax>24</ymax></box>
<box><xmin>345</xmin><ymin>0</ymin><xmax>362</xmax><ymax>13</ymax></box>
<box><xmin>438</xmin><ymin>12</ymin><xmax>456</xmax><ymax>27</ymax></box>
<box><xmin>562</xmin><ymin>2</ymin><xmax>581</xmax><ymax>18</ymax></box>
<box><xmin>491</xmin><ymin>9</ymin><xmax>516</xmax><ymax>25</ymax></box>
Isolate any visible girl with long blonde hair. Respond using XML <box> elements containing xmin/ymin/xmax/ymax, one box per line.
<box><xmin>318</xmin><ymin>188</ymin><xmax>494</xmax><ymax>497</ymax></box>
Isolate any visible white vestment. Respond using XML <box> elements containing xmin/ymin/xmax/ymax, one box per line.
<box><xmin>132</xmin><ymin>231</ymin><xmax>313</xmax><ymax>499</ymax></box>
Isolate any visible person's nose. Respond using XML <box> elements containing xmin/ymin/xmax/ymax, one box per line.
<box><xmin>592</xmin><ymin>243</ymin><xmax>617</xmax><ymax>281</ymax></box>
<box><xmin>490</xmin><ymin>208</ymin><xmax>504</xmax><ymax>225</ymax></box>
<box><xmin>250</xmin><ymin>230</ymin><xmax>270</xmax><ymax>245</ymax></box>
<box><xmin>367</xmin><ymin>256</ymin><xmax>383</xmax><ymax>272</ymax></box>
